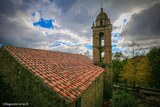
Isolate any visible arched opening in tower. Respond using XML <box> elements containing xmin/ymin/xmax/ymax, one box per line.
<box><xmin>99</xmin><ymin>32</ymin><xmax>104</xmax><ymax>47</ymax></box>
<box><xmin>100</xmin><ymin>20</ymin><xmax>103</xmax><ymax>26</ymax></box>
<box><xmin>100</xmin><ymin>51</ymin><xmax>105</xmax><ymax>63</ymax></box>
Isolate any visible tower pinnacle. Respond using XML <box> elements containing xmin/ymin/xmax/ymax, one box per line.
<box><xmin>101</xmin><ymin>0</ymin><xmax>103</xmax><ymax>9</ymax></box>
<box><xmin>101</xmin><ymin>8</ymin><xmax>103</xmax><ymax>12</ymax></box>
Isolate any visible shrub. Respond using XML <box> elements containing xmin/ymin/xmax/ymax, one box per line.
<box><xmin>110</xmin><ymin>90</ymin><xmax>137</xmax><ymax>107</ymax></box>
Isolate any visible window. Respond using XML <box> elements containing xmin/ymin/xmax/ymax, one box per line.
<box><xmin>99</xmin><ymin>32</ymin><xmax>104</xmax><ymax>46</ymax></box>
<box><xmin>100</xmin><ymin>51</ymin><xmax>105</xmax><ymax>62</ymax></box>
<box><xmin>100</xmin><ymin>20</ymin><xmax>103</xmax><ymax>26</ymax></box>
<box><xmin>99</xmin><ymin>32</ymin><xmax>105</xmax><ymax>63</ymax></box>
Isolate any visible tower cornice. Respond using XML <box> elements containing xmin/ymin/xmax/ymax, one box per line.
<box><xmin>91</xmin><ymin>25</ymin><xmax>112</xmax><ymax>31</ymax></box>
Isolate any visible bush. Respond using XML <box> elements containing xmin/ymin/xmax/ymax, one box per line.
<box><xmin>0</xmin><ymin>75</ymin><xmax>13</xmax><ymax>102</ymax></box>
<box><xmin>110</xmin><ymin>90</ymin><xmax>137</xmax><ymax>107</ymax></box>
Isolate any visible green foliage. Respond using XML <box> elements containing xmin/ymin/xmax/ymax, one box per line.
<box><xmin>112</xmin><ymin>60</ymin><xmax>126</xmax><ymax>83</ymax></box>
<box><xmin>99</xmin><ymin>62</ymin><xmax>106</xmax><ymax>68</ymax></box>
<box><xmin>0</xmin><ymin>48</ymin><xmax>67</xmax><ymax>107</ymax></box>
<box><xmin>0</xmin><ymin>75</ymin><xmax>13</xmax><ymax>102</ymax></box>
<box><xmin>112</xmin><ymin>52</ymin><xmax>127</xmax><ymax>83</ymax></box>
<box><xmin>147</xmin><ymin>47</ymin><xmax>160</xmax><ymax>88</ymax></box>
<box><xmin>120</xmin><ymin>56</ymin><xmax>150</xmax><ymax>87</ymax></box>
<box><xmin>113</xmin><ymin>52</ymin><xmax>123</xmax><ymax>60</ymax></box>
<box><xmin>110</xmin><ymin>90</ymin><xmax>137</xmax><ymax>107</ymax></box>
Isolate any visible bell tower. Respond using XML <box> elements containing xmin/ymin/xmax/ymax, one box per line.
<box><xmin>91</xmin><ymin>8</ymin><xmax>112</xmax><ymax>67</ymax></box>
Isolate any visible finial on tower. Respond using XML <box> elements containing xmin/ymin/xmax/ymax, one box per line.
<box><xmin>101</xmin><ymin>0</ymin><xmax>102</xmax><ymax>8</ymax></box>
<box><xmin>92</xmin><ymin>22</ymin><xmax>95</xmax><ymax>27</ymax></box>
<box><xmin>101</xmin><ymin>8</ymin><xmax>103</xmax><ymax>12</ymax></box>
<box><xmin>100</xmin><ymin>0</ymin><xmax>103</xmax><ymax>12</ymax></box>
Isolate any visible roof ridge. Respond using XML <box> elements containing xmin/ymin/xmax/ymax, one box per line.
<box><xmin>3</xmin><ymin>45</ymin><xmax>88</xmax><ymax>56</ymax></box>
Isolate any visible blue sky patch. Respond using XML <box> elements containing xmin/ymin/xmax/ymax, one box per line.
<box><xmin>112</xmin><ymin>44</ymin><xmax>117</xmax><ymax>48</ymax></box>
<box><xmin>50</xmin><ymin>41</ymin><xmax>78</xmax><ymax>47</ymax></box>
<box><xmin>33</xmin><ymin>18</ymin><xmax>55</xmax><ymax>29</ymax></box>
<box><xmin>112</xmin><ymin>32</ymin><xmax>119</xmax><ymax>38</ymax></box>
<box><xmin>50</xmin><ymin>42</ymin><xmax>61</xmax><ymax>47</ymax></box>
<box><xmin>113</xmin><ymin>48</ymin><xmax>121</xmax><ymax>53</ymax></box>
<box><xmin>85</xmin><ymin>44</ymin><xmax>92</xmax><ymax>50</ymax></box>
<box><xmin>112</xmin><ymin>37</ymin><xmax>119</xmax><ymax>43</ymax></box>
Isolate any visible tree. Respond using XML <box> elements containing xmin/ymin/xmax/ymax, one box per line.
<box><xmin>120</xmin><ymin>56</ymin><xmax>151</xmax><ymax>86</ymax></box>
<box><xmin>112</xmin><ymin>52</ymin><xmax>127</xmax><ymax>83</ymax></box>
<box><xmin>147</xmin><ymin>47</ymin><xmax>160</xmax><ymax>88</ymax></box>
<box><xmin>120</xmin><ymin>41</ymin><xmax>148</xmax><ymax>88</ymax></box>
<box><xmin>113</xmin><ymin>52</ymin><xmax>123</xmax><ymax>60</ymax></box>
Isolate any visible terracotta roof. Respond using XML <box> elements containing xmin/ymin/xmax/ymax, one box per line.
<box><xmin>3</xmin><ymin>46</ymin><xmax>104</xmax><ymax>102</ymax></box>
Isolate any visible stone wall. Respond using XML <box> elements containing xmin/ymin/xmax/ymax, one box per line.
<box><xmin>80</xmin><ymin>73</ymin><xmax>104</xmax><ymax>107</ymax></box>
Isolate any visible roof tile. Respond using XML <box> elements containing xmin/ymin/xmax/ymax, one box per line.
<box><xmin>3</xmin><ymin>46</ymin><xmax>104</xmax><ymax>102</ymax></box>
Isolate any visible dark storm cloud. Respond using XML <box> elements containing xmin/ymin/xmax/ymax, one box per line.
<box><xmin>106</xmin><ymin>0</ymin><xmax>157</xmax><ymax>22</ymax></box>
<box><xmin>73</xmin><ymin>8</ymin><xmax>90</xmax><ymax>23</ymax></box>
<box><xmin>120</xmin><ymin>2</ymin><xmax>160</xmax><ymax>41</ymax></box>
<box><xmin>58</xmin><ymin>0</ymin><xmax>157</xmax><ymax>39</ymax></box>
<box><xmin>0</xmin><ymin>0</ymin><xmax>15</xmax><ymax>17</ymax></box>
<box><xmin>53</xmin><ymin>0</ymin><xmax>78</xmax><ymax>12</ymax></box>
<box><xmin>0</xmin><ymin>0</ymin><xmax>37</xmax><ymax>17</ymax></box>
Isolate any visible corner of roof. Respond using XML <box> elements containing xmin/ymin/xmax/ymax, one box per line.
<box><xmin>0</xmin><ymin>45</ymin><xmax>4</xmax><ymax>50</ymax></box>
<box><xmin>2</xmin><ymin>45</ymin><xmax>14</xmax><ymax>49</ymax></box>
<box><xmin>0</xmin><ymin>45</ymin><xmax>9</xmax><ymax>51</ymax></box>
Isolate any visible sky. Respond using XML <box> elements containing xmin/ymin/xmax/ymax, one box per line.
<box><xmin>0</xmin><ymin>0</ymin><xmax>160</xmax><ymax>58</ymax></box>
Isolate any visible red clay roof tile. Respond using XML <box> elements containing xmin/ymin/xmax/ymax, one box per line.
<box><xmin>3</xmin><ymin>46</ymin><xmax>104</xmax><ymax>102</ymax></box>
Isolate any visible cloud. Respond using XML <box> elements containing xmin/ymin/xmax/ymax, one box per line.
<box><xmin>0</xmin><ymin>0</ymin><xmax>159</xmax><ymax>58</ymax></box>
<box><xmin>107</xmin><ymin>0</ymin><xmax>158</xmax><ymax>22</ymax></box>
<box><xmin>52</xmin><ymin>0</ymin><xmax>78</xmax><ymax>12</ymax></box>
<box><xmin>120</xmin><ymin>1</ymin><xmax>160</xmax><ymax>49</ymax></box>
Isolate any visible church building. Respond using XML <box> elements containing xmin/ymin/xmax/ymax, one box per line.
<box><xmin>0</xmin><ymin>8</ymin><xmax>112</xmax><ymax>107</ymax></box>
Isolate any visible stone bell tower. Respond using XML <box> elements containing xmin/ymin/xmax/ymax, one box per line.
<box><xmin>91</xmin><ymin>8</ymin><xmax>112</xmax><ymax>67</ymax></box>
